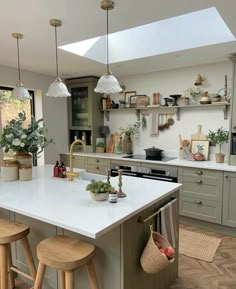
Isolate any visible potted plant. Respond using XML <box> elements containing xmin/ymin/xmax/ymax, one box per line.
<box><xmin>119</xmin><ymin>121</ymin><xmax>140</xmax><ymax>154</ymax></box>
<box><xmin>96</xmin><ymin>142</ymin><xmax>105</xmax><ymax>153</ymax></box>
<box><xmin>0</xmin><ymin>111</ymin><xmax>54</xmax><ymax>164</ymax></box>
<box><xmin>207</xmin><ymin>127</ymin><xmax>229</xmax><ymax>163</ymax></box>
<box><xmin>86</xmin><ymin>179</ymin><xmax>112</xmax><ymax>201</ymax></box>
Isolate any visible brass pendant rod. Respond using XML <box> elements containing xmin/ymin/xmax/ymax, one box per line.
<box><xmin>54</xmin><ymin>25</ymin><xmax>59</xmax><ymax>77</ymax></box>
<box><xmin>16</xmin><ymin>36</ymin><xmax>21</xmax><ymax>81</ymax></box>
<box><xmin>106</xmin><ymin>8</ymin><xmax>110</xmax><ymax>73</ymax></box>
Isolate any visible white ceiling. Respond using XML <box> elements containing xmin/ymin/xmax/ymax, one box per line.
<box><xmin>1</xmin><ymin>0</ymin><xmax>236</xmax><ymax>79</ymax></box>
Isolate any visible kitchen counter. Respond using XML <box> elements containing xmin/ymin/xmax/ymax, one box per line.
<box><xmin>61</xmin><ymin>152</ymin><xmax>236</xmax><ymax>172</ymax></box>
<box><xmin>0</xmin><ymin>165</ymin><xmax>181</xmax><ymax>289</ymax></box>
<box><xmin>0</xmin><ymin>165</ymin><xmax>181</xmax><ymax>238</ymax></box>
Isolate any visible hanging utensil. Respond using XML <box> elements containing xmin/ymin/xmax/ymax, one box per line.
<box><xmin>167</xmin><ymin>114</ymin><xmax>174</xmax><ymax>126</ymax></box>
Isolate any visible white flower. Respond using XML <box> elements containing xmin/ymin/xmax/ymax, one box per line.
<box><xmin>12</xmin><ymin>138</ymin><xmax>21</xmax><ymax>146</ymax></box>
<box><xmin>6</xmin><ymin>133</ymin><xmax>13</xmax><ymax>138</ymax></box>
<box><xmin>20</xmin><ymin>143</ymin><xmax>25</xmax><ymax>147</ymax></box>
<box><xmin>21</xmin><ymin>134</ymin><xmax>27</xmax><ymax>139</ymax></box>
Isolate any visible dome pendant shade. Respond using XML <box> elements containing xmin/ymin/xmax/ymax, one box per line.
<box><xmin>46</xmin><ymin>76</ymin><xmax>71</xmax><ymax>97</ymax></box>
<box><xmin>11</xmin><ymin>81</ymin><xmax>31</xmax><ymax>99</ymax></box>
<box><xmin>94</xmin><ymin>1</ymin><xmax>122</xmax><ymax>94</ymax></box>
<box><xmin>94</xmin><ymin>71</ymin><xmax>122</xmax><ymax>93</ymax></box>
<box><xmin>47</xmin><ymin>19</ymin><xmax>71</xmax><ymax>97</ymax></box>
<box><xmin>11</xmin><ymin>33</ymin><xmax>32</xmax><ymax>100</ymax></box>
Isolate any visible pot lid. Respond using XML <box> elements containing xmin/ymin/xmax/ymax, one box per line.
<box><xmin>144</xmin><ymin>146</ymin><xmax>163</xmax><ymax>152</ymax></box>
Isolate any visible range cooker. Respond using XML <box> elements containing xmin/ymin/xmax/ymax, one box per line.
<box><xmin>110</xmin><ymin>154</ymin><xmax>178</xmax><ymax>183</ymax></box>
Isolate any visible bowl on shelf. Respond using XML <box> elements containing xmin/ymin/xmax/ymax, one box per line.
<box><xmin>169</xmin><ymin>94</ymin><xmax>182</xmax><ymax>106</ymax></box>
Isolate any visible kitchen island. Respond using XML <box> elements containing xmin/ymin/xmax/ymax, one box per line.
<box><xmin>0</xmin><ymin>165</ymin><xmax>181</xmax><ymax>289</ymax></box>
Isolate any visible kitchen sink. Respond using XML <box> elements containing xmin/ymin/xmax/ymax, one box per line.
<box><xmin>77</xmin><ymin>171</ymin><xmax>106</xmax><ymax>182</ymax></box>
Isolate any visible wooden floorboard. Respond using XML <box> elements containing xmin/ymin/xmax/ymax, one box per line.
<box><xmin>169</xmin><ymin>223</ymin><xmax>236</xmax><ymax>289</ymax></box>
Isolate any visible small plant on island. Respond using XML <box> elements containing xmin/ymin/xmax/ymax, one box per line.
<box><xmin>86</xmin><ymin>179</ymin><xmax>112</xmax><ymax>194</ymax></box>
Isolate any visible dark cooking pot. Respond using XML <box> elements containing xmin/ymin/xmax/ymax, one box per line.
<box><xmin>144</xmin><ymin>147</ymin><xmax>163</xmax><ymax>158</ymax></box>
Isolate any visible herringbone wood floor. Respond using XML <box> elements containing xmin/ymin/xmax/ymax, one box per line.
<box><xmin>169</xmin><ymin>223</ymin><xmax>236</xmax><ymax>289</ymax></box>
<box><xmin>15</xmin><ymin>223</ymin><xmax>236</xmax><ymax>289</ymax></box>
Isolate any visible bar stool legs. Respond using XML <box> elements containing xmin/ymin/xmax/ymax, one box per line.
<box><xmin>0</xmin><ymin>244</ymin><xmax>8</xmax><ymax>289</ymax></box>
<box><xmin>34</xmin><ymin>262</ymin><xmax>46</xmax><ymax>289</ymax></box>
<box><xmin>86</xmin><ymin>261</ymin><xmax>99</xmax><ymax>289</ymax></box>
<box><xmin>20</xmin><ymin>236</ymin><xmax>37</xmax><ymax>281</ymax></box>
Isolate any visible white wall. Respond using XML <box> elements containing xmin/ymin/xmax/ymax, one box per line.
<box><xmin>0</xmin><ymin>65</ymin><xmax>68</xmax><ymax>164</ymax></box>
<box><xmin>105</xmin><ymin>61</ymin><xmax>233</xmax><ymax>160</ymax></box>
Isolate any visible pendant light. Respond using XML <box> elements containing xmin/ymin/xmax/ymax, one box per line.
<box><xmin>11</xmin><ymin>33</ymin><xmax>31</xmax><ymax>99</ymax></box>
<box><xmin>94</xmin><ymin>0</ymin><xmax>122</xmax><ymax>94</ymax></box>
<box><xmin>46</xmin><ymin>19</ymin><xmax>71</xmax><ymax>97</ymax></box>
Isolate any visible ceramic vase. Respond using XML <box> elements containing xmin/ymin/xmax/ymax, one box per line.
<box><xmin>122</xmin><ymin>137</ymin><xmax>133</xmax><ymax>154</ymax></box>
<box><xmin>14</xmin><ymin>151</ymin><xmax>32</xmax><ymax>166</ymax></box>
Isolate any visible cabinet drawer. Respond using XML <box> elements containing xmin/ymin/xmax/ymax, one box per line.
<box><xmin>87</xmin><ymin>165</ymin><xmax>109</xmax><ymax>175</ymax></box>
<box><xmin>87</xmin><ymin>157</ymin><xmax>110</xmax><ymax>166</ymax></box>
<box><xmin>180</xmin><ymin>195</ymin><xmax>222</xmax><ymax>224</ymax></box>
<box><xmin>179</xmin><ymin>167</ymin><xmax>219</xmax><ymax>179</ymax></box>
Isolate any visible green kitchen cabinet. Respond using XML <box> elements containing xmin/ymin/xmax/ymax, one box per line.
<box><xmin>178</xmin><ymin>167</ymin><xmax>223</xmax><ymax>224</ymax></box>
<box><xmin>222</xmin><ymin>172</ymin><xmax>236</xmax><ymax>228</ymax></box>
<box><xmin>60</xmin><ymin>153</ymin><xmax>86</xmax><ymax>170</ymax></box>
<box><xmin>66</xmin><ymin>77</ymin><xmax>103</xmax><ymax>153</ymax></box>
<box><xmin>87</xmin><ymin>157</ymin><xmax>110</xmax><ymax>175</ymax></box>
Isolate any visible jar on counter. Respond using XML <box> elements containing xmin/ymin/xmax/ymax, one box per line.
<box><xmin>1</xmin><ymin>160</ymin><xmax>19</xmax><ymax>182</ymax></box>
<box><xmin>14</xmin><ymin>151</ymin><xmax>32</xmax><ymax>166</ymax></box>
<box><xmin>19</xmin><ymin>165</ymin><xmax>32</xmax><ymax>181</ymax></box>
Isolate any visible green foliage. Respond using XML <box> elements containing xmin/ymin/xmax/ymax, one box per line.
<box><xmin>96</xmin><ymin>142</ymin><xmax>105</xmax><ymax>147</ymax></box>
<box><xmin>86</xmin><ymin>180</ymin><xmax>112</xmax><ymax>194</ymax></box>
<box><xmin>0</xmin><ymin>90</ymin><xmax>27</xmax><ymax>107</ymax></box>
<box><xmin>119</xmin><ymin>121</ymin><xmax>141</xmax><ymax>139</ymax></box>
<box><xmin>207</xmin><ymin>127</ymin><xmax>229</xmax><ymax>154</ymax></box>
<box><xmin>0</xmin><ymin>111</ymin><xmax>54</xmax><ymax>157</ymax></box>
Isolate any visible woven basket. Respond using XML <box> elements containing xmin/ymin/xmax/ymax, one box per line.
<box><xmin>140</xmin><ymin>226</ymin><xmax>175</xmax><ymax>274</ymax></box>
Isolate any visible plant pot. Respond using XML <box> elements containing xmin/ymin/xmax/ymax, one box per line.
<box><xmin>96</xmin><ymin>147</ymin><xmax>105</xmax><ymax>153</ymax></box>
<box><xmin>89</xmin><ymin>192</ymin><xmax>108</xmax><ymax>201</ymax></box>
<box><xmin>193</xmin><ymin>152</ymin><xmax>205</xmax><ymax>161</ymax></box>
<box><xmin>14</xmin><ymin>151</ymin><xmax>32</xmax><ymax>166</ymax></box>
<box><xmin>122</xmin><ymin>137</ymin><xmax>133</xmax><ymax>154</ymax></box>
<box><xmin>215</xmin><ymin>153</ymin><xmax>225</xmax><ymax>163</ymax></box>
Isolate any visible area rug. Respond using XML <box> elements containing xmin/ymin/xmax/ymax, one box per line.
<box><xmin>179</xmin><ymin>228</ymin><xmax>221</xmax><ymax>262</ymax></box>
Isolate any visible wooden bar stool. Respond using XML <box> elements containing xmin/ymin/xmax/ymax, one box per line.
<box><xmin>0</xmin><ymin>218</ymin><xmax>36</xmax><ymax>289</ymax></box>
<box><xmin>34</xmin><ymin>235</ymin><xmax>99</xmax><ymax>289</ymax></box>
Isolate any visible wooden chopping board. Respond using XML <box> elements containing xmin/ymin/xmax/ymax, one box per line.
<box><xmin>191</xmin><ymin>124</ymin><xmax>207</xmax><ymax>141</ymax></box>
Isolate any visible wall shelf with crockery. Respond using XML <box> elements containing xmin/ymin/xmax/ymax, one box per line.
<box><xmin>102</xmin><ymin>108</ymin><xmax>143</xmax><ymax>121</ymax></box>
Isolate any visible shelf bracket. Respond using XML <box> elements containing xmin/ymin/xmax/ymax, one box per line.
<box><xmin>136</xmin><ymin>109</ymin><xmax>141</xmax><ymax>121</ymax></box>
<box><xmin>176</xmin><ymin>107</ymin><xmax>180</xmax><ymax>121</ymax></box>
<box><xmin>104</xmin><ymin>110</ymin><xmax>109</xmax><ymax>121</ymax></box>
<box><xmin>223</xmin><ymin>105</ymin><xmax>228</xmax><ymax>120</ymax></box>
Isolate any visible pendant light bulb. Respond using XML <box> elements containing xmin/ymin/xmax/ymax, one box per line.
<box><xmin>94</xmin><ymin>0</ymin><xmax>122</xmax><ymax>94</ymax></box>
<box><xmin>46</xmin><ymin>19</ymin><xmax>71</xmax><ymax>97</ymax></box>
<box><xmin>11</xmin><ymin>33</ymin><xmax>31</xmax><ymax>100</ymax></box>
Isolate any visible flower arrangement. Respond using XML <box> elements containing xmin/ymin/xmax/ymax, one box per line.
<box><xmin>0</xmin><ymin>111</ymin><xmax>54</xmax><ymax>157</ymax></box>
<box><xmin>119</xmin><ymin>121</ymin><xmax>141</xmax><ymax>139</ymax></box>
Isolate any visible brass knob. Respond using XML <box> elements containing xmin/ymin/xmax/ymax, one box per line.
<box><xmin>225</xmin><ymin>175</ymin><xmax>229</xmax><ymax>179</ymax></box>
<box><xmin>96</xmin><ymin>166</ymin><xmax>100</xmax><ymax>170</ymax></box>
<box><xmin>196</xmin><ymin>170</ymin><xmax>203</xmax><ymax>175</ymax></box>
<box><xmin>96</xmin><ymin>159</ymin><xmax>100</xmax><ymax>163</ymax></box>
<box><xmin>195</xmin><ymin>179</ymin><xmax>203</xmax><ymax>184</ymax></box>
<box><xmin>195</xmin><ymin>200</ymin><xmax>202</xmax><ymax>205</ymax></box>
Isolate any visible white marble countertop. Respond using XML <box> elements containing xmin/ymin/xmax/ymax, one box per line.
<box><xmin>61</xmin><ymin>152</ymin><xmax>236</xmax><ymax>172</ymax></box>
<box><xmin>0</xmin><ymin>165</ymin><xmax>181</xmax><ymax>239</ymax></box>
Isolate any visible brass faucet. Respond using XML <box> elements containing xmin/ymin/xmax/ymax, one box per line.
<box><xmin>66</xmin><ymin>139</ymin><xmax>86</xmax><ymax>181</ymax></box>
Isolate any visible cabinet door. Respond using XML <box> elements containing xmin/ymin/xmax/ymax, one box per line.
<box><xmin>223</xmin><ymin>172</ymin><xmax>236</xmax><ymax>227</ymax></box>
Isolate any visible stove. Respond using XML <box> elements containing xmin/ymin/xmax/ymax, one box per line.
<box><xmin>122</xmin><ymin>154</ymin><xmax>176</xmax><ymax>162</ymax></box>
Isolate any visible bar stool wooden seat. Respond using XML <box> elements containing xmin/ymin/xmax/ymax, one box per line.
<box><xmin>0</xmin><ymin>218</ymin><xmax>36</xmax><ymax>289</ymax></box>
<box><xmin>34</xmin><ymin>235</ymin><xmax>99</xmax><ymax>289</ymax></box>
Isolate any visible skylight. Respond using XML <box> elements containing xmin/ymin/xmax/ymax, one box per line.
<box><xmin>60</xmin><ymin>7</ymin><xmax>235</xmax><ymax>64</ymax></box>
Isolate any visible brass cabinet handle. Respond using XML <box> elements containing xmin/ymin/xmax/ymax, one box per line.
<box><xmin>225</xmin><ymin>175</ymin><xmax>229</xmax><ymax>179</ymax></box>
<box><xmin>195</xmin><ymin>179</ymin><xmax>203</xmax><ymax>184</ymax></box>
<box><xmin>196</xmin><ymin>170</ymin><xmax>203</xmax><ymax>175</ymax></box>
<box><xmin>195</xmin><ymin>200</ymin><xmax>202</xmax><ymax>205</ymax></box>
<box><xmin>233</xmin><ymin>126</ymin><xmax>236</xmax><ymax>130</ymax></box>
<box><xmin>96</xmin><ymin>159</ymin><xmax>100</xmax><ymax>163</ymax></box>
<box><xmin>96</xmin><ymin>166</ymin><xmax>100</xmax><ymax>170</ymax></box>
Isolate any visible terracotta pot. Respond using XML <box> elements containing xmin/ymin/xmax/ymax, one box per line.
<box><xmin>96</xmin><ymin>147</ymin><xmax>105</xmax><ymax>153</ymax></box>
<box><xmin>215</xmin><ymin>153</ymin><xmax>225</xmax><ymax>163</ymax></box>
<box><xmin>193</xmin><ymin>152</ymin><xmax>205</xmax><ymax>161</ymax></box>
